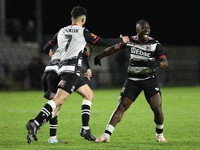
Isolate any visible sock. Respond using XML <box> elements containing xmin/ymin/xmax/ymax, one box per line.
<box><xmin>105</xmin><ymin>124</ymin><xmax>115</xmax><ymax>136</ymax></box>
<box><xmin>49</xmin><ymin>136</ymin><xmax>57</xmax><ymax>139</ymax></box>
<box><xmin>49</xmin><ymin>116</ymin><xmax>58</xmax><ymax>137</ymax></box>
<box><xmin>81</xmin><ymin>99</ymin><xmax>92</xmax><ymax>130</ymax></box>
<box><xmin>44</xmin><ymin>111</ymin><xmax>55</xmax><ymax>124</ymax></box>
<box><xmin>34</xmin><ymin>100</ymin><xmax>56</xmax><ymax>127</ymax></box>
<box><xmin>155</xmin><ymin>124</ymin><xmax>163</xmax><ymax>135</ymax></box>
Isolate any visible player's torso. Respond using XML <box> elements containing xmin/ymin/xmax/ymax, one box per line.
<box><xmin>127</xmin><ymin>36</ymin><xmax>158</xmax><ymax>62</ymax></box>
<box><xmin>126</xmin><ymin>36</ymin><xmax>159</xmax><ymax>80</ymax></box>
<box><xmin>57</xmin><ymin>25</ymin><xmax>86</xmax><ymax>61</ymax></box>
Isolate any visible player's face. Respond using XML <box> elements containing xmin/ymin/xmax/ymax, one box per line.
<box><xmin>136</xmin><ymin>21</ymin><xmax>151</xmax><ymax>43</ymax></box>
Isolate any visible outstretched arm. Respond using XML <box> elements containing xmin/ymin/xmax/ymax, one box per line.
<box><xmin>84</xmin><ymin>29</ymin><xmax>129</xmax><ymax>46</ymax></box>
<box><xmin>94</xmin><ymin>44</ymin><xmax>121</xmax><ymax>66</ymax></box>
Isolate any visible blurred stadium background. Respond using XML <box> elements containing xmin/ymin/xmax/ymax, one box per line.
<box><xmin>0</xmin><ymin>0</ymin><xmax>200</xmax><ymax>90</ymax></box>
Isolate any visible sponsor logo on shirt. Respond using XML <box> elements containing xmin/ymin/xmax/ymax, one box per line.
<box><xmin>131</xmin><ymin>47</ymin><xmax>151</xmax><ymax>57</ymax></box>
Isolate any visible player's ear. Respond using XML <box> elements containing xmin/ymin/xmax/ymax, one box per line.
<box><xmin>82</xmin><ymin>17</ymin><xmax>86</xmax><ymax>24</ymax></box>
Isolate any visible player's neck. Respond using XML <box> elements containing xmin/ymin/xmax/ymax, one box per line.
<box><xmin>137</xmin><ymin>37</ymin><xmax>149</xmax><ymax>44</ymax></box>
<box><xmin>72</xmin><ymin>22</ymin><xmax>83</xmax><ymax>27</ymax></box>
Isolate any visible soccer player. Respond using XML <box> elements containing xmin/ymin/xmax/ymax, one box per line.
<box><xmin>42</xmin><ymin>42</ymin><xmax>93</xmax><ymax>143</ymax></box>
<box><xmin>94</xmin><ymin>19</ymin><xmax>168</xmax><ymax>142</ymax></box>
<box><xmin>42</xmin><ymin>48</ymin><xmax>61</xmax><ymax>143</ymax></box>
<box><xmin>26</xmin><ymin>6</ymin><xmax>129</xmax><ymax>144</ymax></box>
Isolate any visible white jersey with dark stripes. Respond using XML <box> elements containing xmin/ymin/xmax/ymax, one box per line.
<box><xmin>119</xmin><ymin>35</ymin><xmax>166</xmax><ymax>81</ymax></box>
<box><xmin>44</xmin><ymin>50</ymin><xmax>60</xmax><ymax>74</ymax></box>
<box><xmin>43</xmin><ymin>24</ymin><xmax>123</xmax><ymax>76</ymax></box>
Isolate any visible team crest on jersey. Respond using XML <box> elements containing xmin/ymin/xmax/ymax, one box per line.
<box><xmin>146</xmin><ymin>45</ymin><xmax>151</xmax><ymax>51</ymax></box>
<box><xmin>58</xmin><ymin>80</ymin><xmax>66</xmax><ymax>88</ymax></box>
<box><xmin>91</xmin><ymin>33</ymin><xmax>97</xmax><ymax>39</ymax></box>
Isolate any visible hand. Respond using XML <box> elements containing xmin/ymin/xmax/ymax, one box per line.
<box><xmin>49</xmin><ymin>49</ymin><xmax>53</xmax><ymax>57</ymax></box>
<box><xmin>120</xmin><ymin>34</ymin><xmax>129</xmax><ymax>43</ymax></box>
<box><xmin>94</xmin><ymin>55</ymin><xmax>101</xmax><ymax>66</ymax></box>
<box><xmin>147</xmin><ymin>60</ymin><xmax>160</xmax><ymax>71</ymax></box>
<box><xmin>84</xmin><ymin>69</ymin><xmax>92</xmax><ymax>80</ymax></box>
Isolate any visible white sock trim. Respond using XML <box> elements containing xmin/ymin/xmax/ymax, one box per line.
<box><xmin>51</xmin><ymin>111</ymin><xmax>55</xmax><ymax>119</ymax></box>
<box><xmin>82</xmin><ymin>99</ymin><xmax>92</xmax><ymax>107</ymax></box>
<box><xmin>34</xmin><ymin>120</ymin><xmax>39</xmax><ymax>126</ymax></box>
<box><xmin>106</xmin><ymin>124</ymin><xmax>115</xmax><ymax>133</ymax></box>
<box><xmin>50</xmin><ymin>136</ymin><xmax>57</xmax><ymax>139</ymax></box>
<box><xmin>155</xmin><ymin>124</ymin><xmax>164</xmax><ymax>129</ymax></box>
<box><xmin>82</xmin><ymin>126</ymin><xmax>89</xmax><ymax>130</ymax></box>
<box><xmin>47</xmin><ymin>100</ymin><xmax>56</xmax><ymax>110</ymax></box>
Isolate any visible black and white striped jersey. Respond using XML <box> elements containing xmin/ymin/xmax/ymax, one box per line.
<box><xmin>44</xmin><ymin>50</ymin><xmax>60</xmax><ymax>74</ymax></box>
<box><xmin>119</xmin><ymin>35</ymin><xmax>166</xmax><ymax>81</ymax></box>
<box><xmin>53</xmin><ymin>24</ymin><xmax>123</xmax><ymax>76</ymax></box>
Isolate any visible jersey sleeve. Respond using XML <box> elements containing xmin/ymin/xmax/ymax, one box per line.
<box><xmin>83</xmin><ymin>29</ymin><xmax>123</xmax><ymax>46</ymax></box>
<box><xmin>155</xmin><ymin>43</ymin><xmax>166</xmax><ymax>59</ymax></box>
<box><xmin>118</xmin><ymin>42</ymin><xmax>127</xmax><ymax>49</ymax></box>
<box><xmin>43</xmin><ymin>32</ymin><xmax>59</xmax><ymax>54</ymax></box>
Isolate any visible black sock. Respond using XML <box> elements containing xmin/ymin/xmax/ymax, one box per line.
<box><xmin>35</xmin><ymin>102</ymin><xmax>54</xmax><ymax>127</ymax></box>
<box><xmin>81</xmin><ymin>104</ymin><xmax>90</xmax><ymax>127</ymax></box>
<box><xmin>49</xmin><ymin>116</ymin><xmax>58</xmax><ymax>137</ymax></box>
<box><xmin>156</xmin><ymin>128</ymin><xmax>163</xmax><ymax>134</ymax></box>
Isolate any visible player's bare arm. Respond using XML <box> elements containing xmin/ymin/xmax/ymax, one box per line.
<box><xmin>94</xmin><ymin>44</ymin><xmax>121</xmax><ymax>66</ymax></box>
<box><xmin>158</xmin><ymin>56</ymin><xmax>168</xmax><ymax>69</ymax></box>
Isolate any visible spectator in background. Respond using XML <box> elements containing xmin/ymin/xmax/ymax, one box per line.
<box><xmin>28</xmin><ymin>57</ymin><xmax>45</xmax><ymax>90</ymax></box>
<box><xmin>10</xmin><ymin>18</ymin><xmax>23</xmax><ymax>42</ymax></box>
<box><xmin>23</xmin><ymin>19</ymin><xmax>36</xmax><ymax>42</ymax></box>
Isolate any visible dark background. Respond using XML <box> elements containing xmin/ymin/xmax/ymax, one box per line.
<box><xmin>6</xmin><ymin>0</ymin><xmax>200</xmax><ymax>45</ymax></box>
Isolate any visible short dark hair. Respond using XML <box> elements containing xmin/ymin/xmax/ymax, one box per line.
<box><xmin>136</xmin><ymin>19</ymin><xmax>148</xmax><ymax>26</ymax></box>
<box><xmin>71</xmin><ymin>6</ymin><xmax>87</xmax><ymax>19</ymax></box>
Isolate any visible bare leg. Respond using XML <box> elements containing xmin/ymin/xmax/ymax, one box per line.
<box><xmin>95</xmin><ymin>96</ymin><xmax>132</xmax><ymax>142</ymax></box>
<box><xmin>109</xmin><ymin>96</ymin><xmax>133</xmax><ymax>127</ymax></box>
<box><xmin>148</xmin><ymin>93</ymin><xmax>167</xmax><ymax>142</ymax></box>
<box><xmin>148</xmin><ymin>93</ymin><xmax>164</xmax><ymax>125</ymax></box>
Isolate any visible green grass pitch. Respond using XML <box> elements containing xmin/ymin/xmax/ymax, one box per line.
<box><xmin>0</xmin><ymin>87</ymin><xmax>200</xmax><ymax>150</ymax></box>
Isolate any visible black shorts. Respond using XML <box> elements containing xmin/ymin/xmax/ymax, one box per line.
<box><xmin>58</xmin><ymin>73</ymin><xmax>86</xmax><ymax>94</ymax></box>
<box><xmin>42</xmin><ymin>71</ymin><xmax>60</xmax><ymax>100</ymax></box>
<box><xmin>120</xmin><ymin>76</ymin><xmax>161</xmax><ymax>102</ymax></box>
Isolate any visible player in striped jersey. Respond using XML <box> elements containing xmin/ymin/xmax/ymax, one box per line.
<box><xmin>94</xmin><ymin>20</ymin><xmax>168</xmax><ymax>142</ymax></box>
<box><xmin>26</xmin><ymin>6</ymin><xmax>129</xmax><ymax>144</ymax></box>
<box><xmin>41</xmin><ymin>43</ymin><xmax>93</xmax><ymax>144</ymax></box>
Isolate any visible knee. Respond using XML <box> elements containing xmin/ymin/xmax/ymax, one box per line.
<box><xmin>84</xmin><ymin>92</ymin><xmax>94</xmax><ymax>101</ymax></box>
<box><xmin>53</xmin><ymin>98</ymin><xmax>65</xmax><ymax>107</ymax></box>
